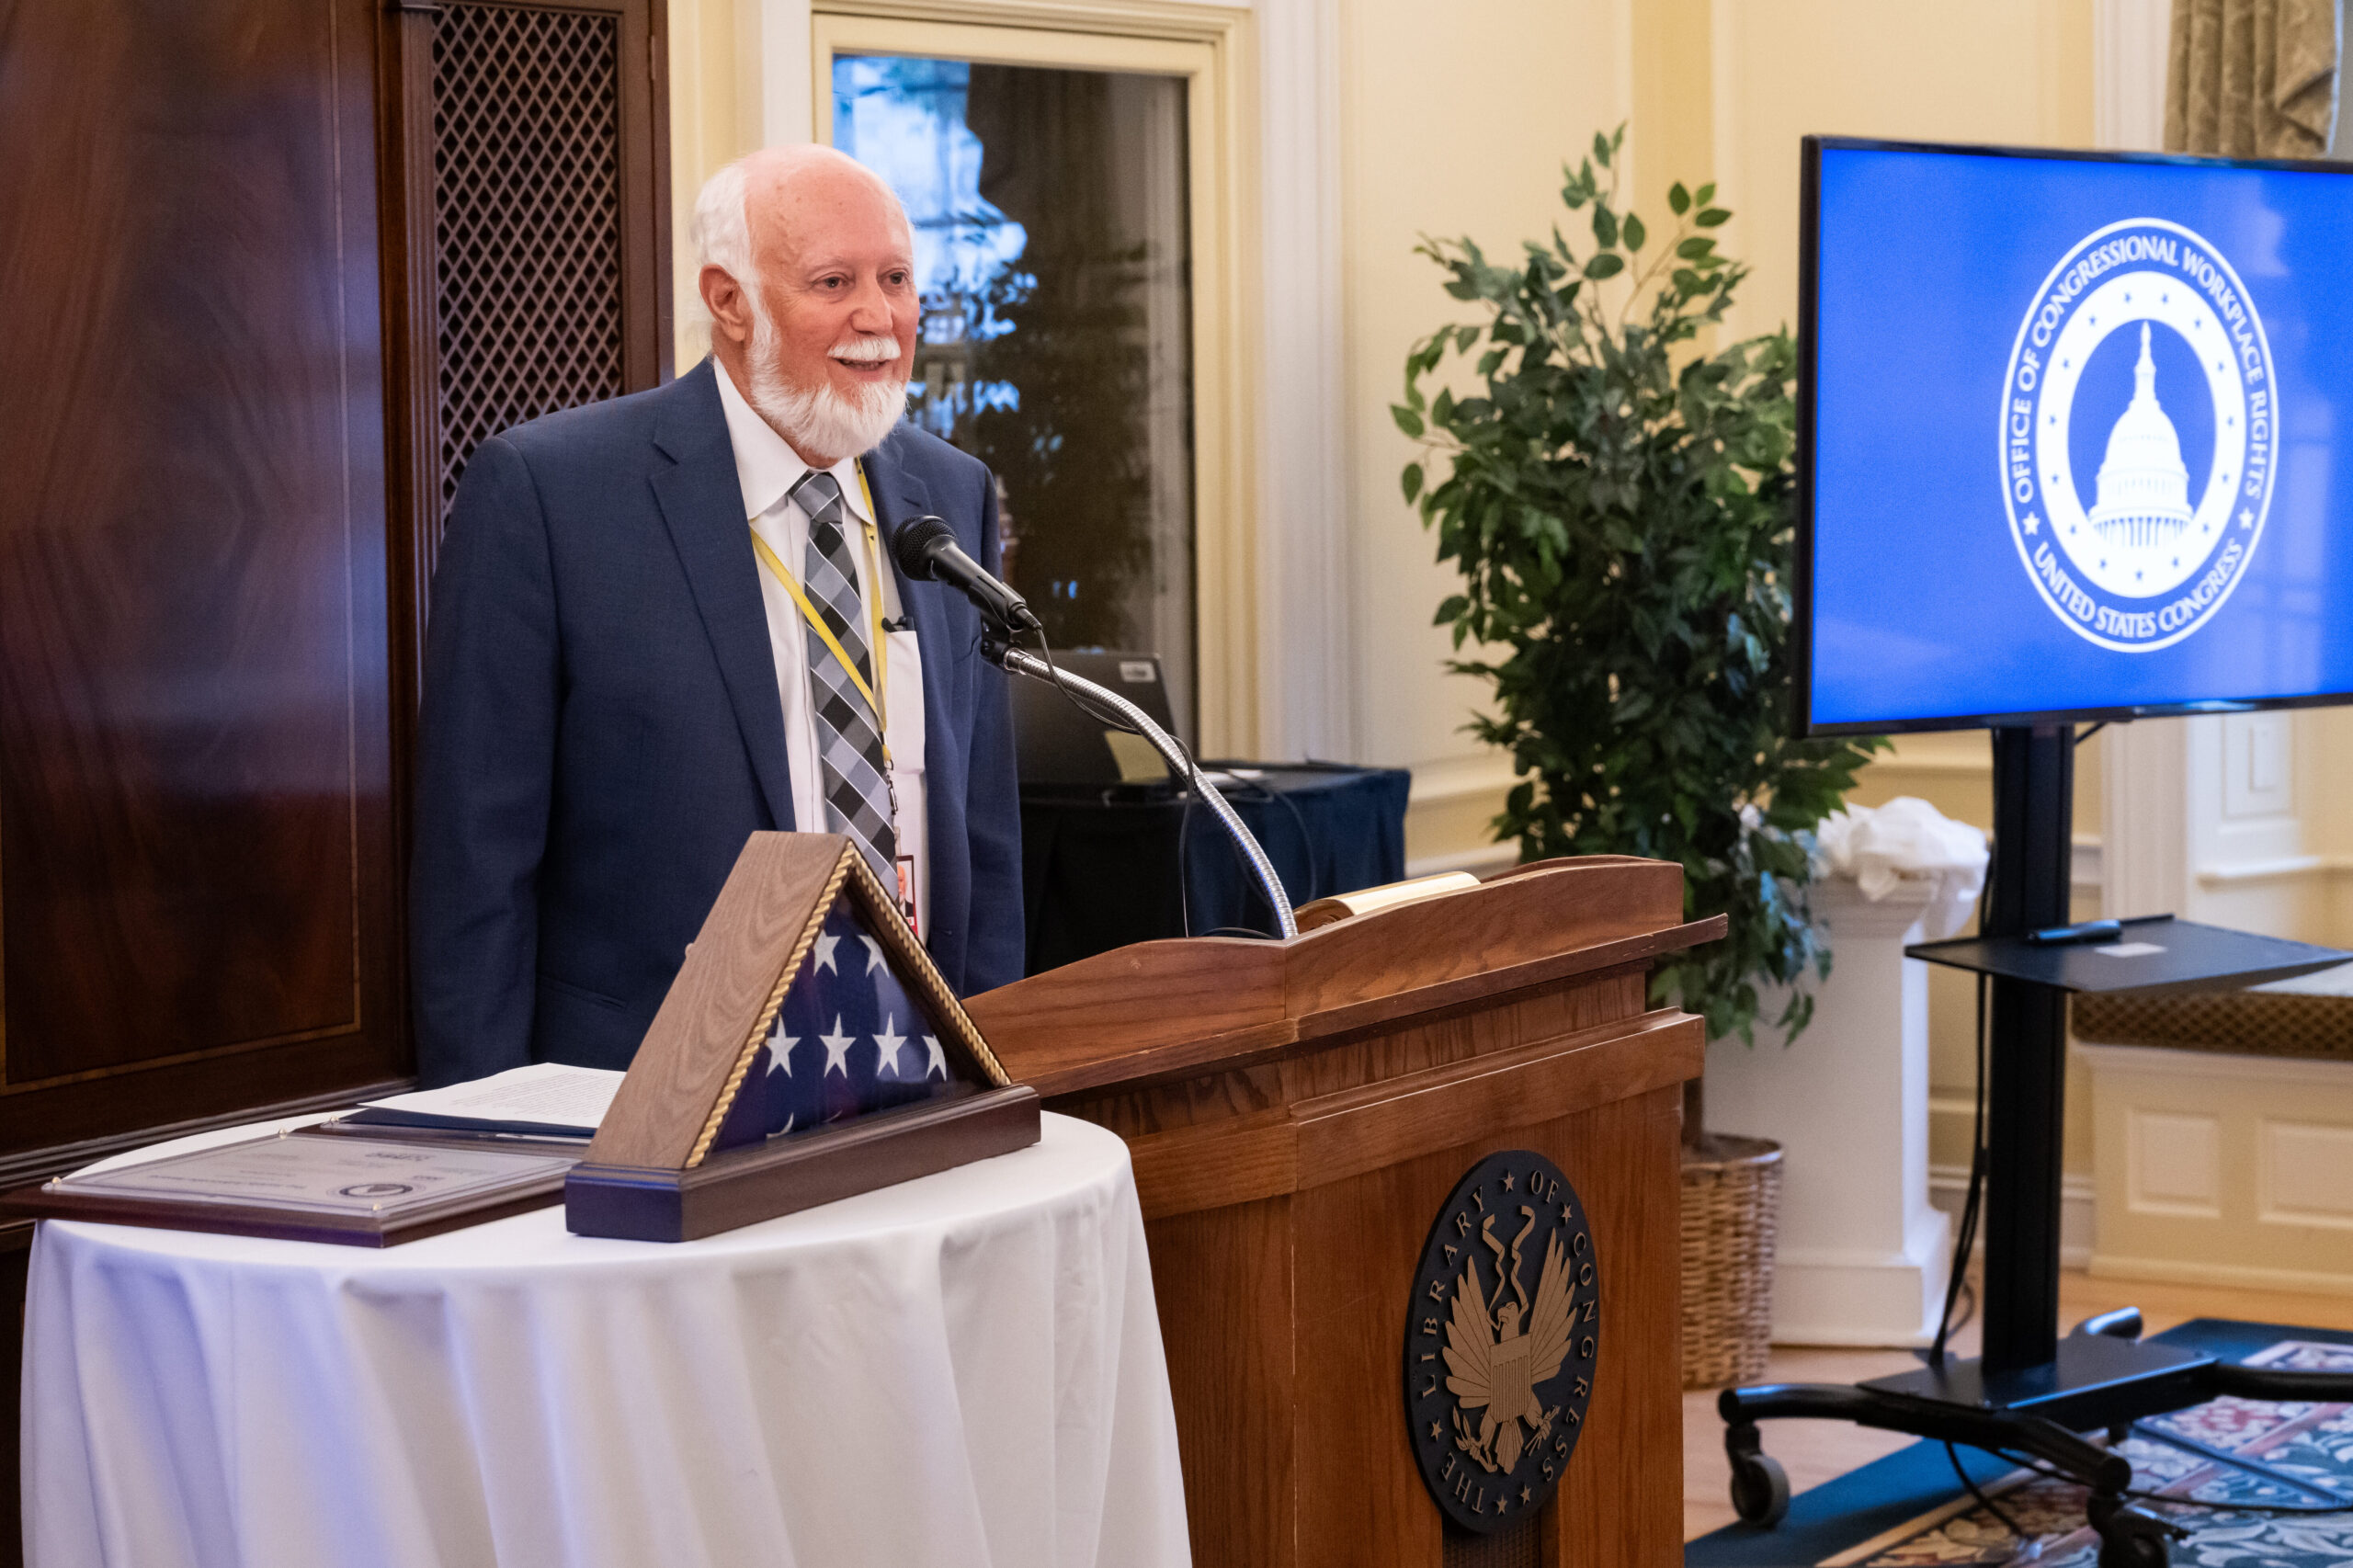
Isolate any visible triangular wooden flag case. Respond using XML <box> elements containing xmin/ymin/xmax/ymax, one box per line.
<box><xmin>565</xmin><ymin>834</ymin><xmax>1040</xmax><ymax>1241</ymax></box>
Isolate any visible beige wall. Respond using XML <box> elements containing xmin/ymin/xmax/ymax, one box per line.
<box><xmin>1704</xmin><ymin>1</ymin><xmax>2095</xmax><ymax>346</ymax></box>
<box><xmin>665</xmin><ymin>0</ymin><xmax>760</xmax><ymax>373</ymax></box>
<box><xmin>1336</xmin><ymin>0</ymin><xmax>1632</xmax><ymax>868</ymax></box>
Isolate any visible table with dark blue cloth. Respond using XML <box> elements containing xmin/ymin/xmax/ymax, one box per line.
<box><xmin>1017</xmin><ymin>762</ymin><xmax>1412</xmax><ymax>975</ymax></box>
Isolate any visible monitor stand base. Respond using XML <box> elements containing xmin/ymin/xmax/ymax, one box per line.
<box><xmin>1718</xmin><ymin>1312</ymin><xmax>2353</xmax><ymax>1567</ymax></box>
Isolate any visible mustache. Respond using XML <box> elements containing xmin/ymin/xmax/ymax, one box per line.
<box><xmin>829</xmin><ymin>336</ymin><xmax>900</xmax><ymax>364</ymax></box>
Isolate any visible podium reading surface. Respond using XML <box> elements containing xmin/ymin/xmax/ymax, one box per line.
<box><xmin>25</xmin><ymin>1115</ymin><xmax>1185</xmax><ymax>1568</ymax></box>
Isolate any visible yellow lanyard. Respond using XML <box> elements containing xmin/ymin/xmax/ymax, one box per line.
<box><xmin>750</xmin><ymin>461</ymin><xmax>893</xmax><ymax>747</ymax></box>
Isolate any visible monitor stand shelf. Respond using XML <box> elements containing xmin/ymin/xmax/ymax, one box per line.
<box><xmin>1714</xmin><ymin>725</ymin><xmax>2353</xmax><ymax>1568</ymax></box>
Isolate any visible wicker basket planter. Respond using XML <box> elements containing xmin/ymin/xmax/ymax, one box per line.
<box><xmin>1679</xmin><ymin>1131</ymin><xmax>1783</xmax><ymax>1389</ymax></box>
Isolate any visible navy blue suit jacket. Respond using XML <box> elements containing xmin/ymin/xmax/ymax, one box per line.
<box><xmin>410</xmin><ymin>358</ymin><xmax>1024</xmax><ymax>1086</ymax></box>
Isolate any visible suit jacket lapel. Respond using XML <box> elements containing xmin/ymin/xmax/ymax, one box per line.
<box><xmin>649</xmin><ymin>360</ymin><xmax>798</xmax><ymax>830</ymax></box>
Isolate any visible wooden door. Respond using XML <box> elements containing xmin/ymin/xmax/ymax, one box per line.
<box><xmin>0</xmin><ymin>0</ymin><xmax>670</xmax><ymax>1555</ymax></box>
<box><xmin>0</xmin><ymin>0</ymin><xmax>404</xmax><ymax>1163</ymax></box>
<box><xmin>0</xmin><ymin>4</ymin><xmax>395</xmax><ymax>1550</ymax></box>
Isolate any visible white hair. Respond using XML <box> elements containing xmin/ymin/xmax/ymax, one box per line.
<box><xmin>690</xmin><ymin>157</ymin><xmax>756</xmax><ymax>314</ymax></box>
<box><xmin>689</xmin><ymin>148</ymin><xmax>912</xmax><ymax>294</ymax></box>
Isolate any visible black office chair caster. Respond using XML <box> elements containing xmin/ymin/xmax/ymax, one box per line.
<box><xmin>2089</xmin><ymin>1492</ymin><xmax>2182</xmax><ymax>1568</ymax></box>
<box><xmin>1725</xmin><ymin>1421</ymin><xmax>1790</xmax><ymax>1527</ymax></box>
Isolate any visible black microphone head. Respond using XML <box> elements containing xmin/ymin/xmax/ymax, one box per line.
<box><xmin>892</xmin><ymin>515</ymin><xmax>958</xmax><ymax>581</ymax></box>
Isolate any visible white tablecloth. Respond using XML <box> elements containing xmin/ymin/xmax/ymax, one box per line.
<box><xmin>24</xmin><ymin>1112</ymin><xmax>1188</xmax><ymax>1568</ymax></box>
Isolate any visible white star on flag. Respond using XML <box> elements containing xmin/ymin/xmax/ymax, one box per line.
<box><xmin>923</xmin><ymin>1035</ymin><xmax>947</xmax><ymax>1080</ymax></box>
<box><xmin>814</xmin><ymin>933</ymin><xmax>841</xmax><ymax>972</ymax></box>
<box><xmin>859</xmin><ymin>935</ymin><xmax>887</xmax><ymax>975</ymax></box>
<box><xmin>821</xmin><ymin>1015</ymin><xmax>857</xmax><ymax>1077</ymax></box>
<box><xmin>873</xmin><ymin>1014</ymin><xmax>907</xmax><ymax>1078</ymax></box>
<box><xmin>2241</xmin><ymin>508</ymin><xmax>2255</xmax><ymax>528</ymax></box>
<box><xmin>764</xmin><ymin>1017</ymin><xmax>799</xmax><ymax>1079</ymax></box>
<box><xmin>2022</xmin><ymin>514</ymin><xmax>2040</xmax><ymax>535</ymax></box>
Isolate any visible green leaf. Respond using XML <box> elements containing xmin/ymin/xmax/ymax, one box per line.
<box><xmin>1695</xmin><ymin>208</ymin><xmax>1732</xmax><ymax>229</ymax></box>
<box><xmin>1391</xmin><ymin>403</ymin><xmax>1424</xmax><ymax>438</ymax></box>
<box><xmin>1676</xmin><ymin>236</ymin><xmax>1715</xmax><ymax>260</ymax></box>
<box><xmin>1403</xmin><ymin>462</ymin><xmax>1424</xmax><ymax>503</ymax></box>
<box><xmin>1694</xmin><ymin>182</ymin><xmax>1716</xmax><ymax>205</ymax></box>
<box><xmin>1592</xmin><ymin>205</ymin><xmax>1619</xmax><ymax>248</ymax></box>
<box><xmin>1668</xmin><ymin>181</ymin><xmax>1690</xmax><ymax>215</ymax></box>
<box><xmin>1622</xmin><ymin>213</ymin><xmax>1646</xmax><ymax>251</ymax></box>
<box><xmin>1592</xmin><ymin>130</ymin><xmax>1612</xmax><ymax>168</ymax></box>
<box><xmin>1583</xmin><ymin>252</ymin><xmax>1624</xmax><ymax>279</ymax></box>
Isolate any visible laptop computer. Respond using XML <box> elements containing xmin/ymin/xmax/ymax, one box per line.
<box><xmin>1009</xmin><ymin>649</ymin><xmax>1181</xmax><ymax>796</ymax></box>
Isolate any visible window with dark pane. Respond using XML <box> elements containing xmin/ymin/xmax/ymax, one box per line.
<box><xmin>833</xmin><ymin>55</ymin><xmax>1199</xmax><ymax>738</ymax></box>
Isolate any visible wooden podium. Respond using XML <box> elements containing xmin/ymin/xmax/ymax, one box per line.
<box><xmin>966</xmin><ymin>856</ymin><xmax>1719</xmax><ymax>1568</ymax></box>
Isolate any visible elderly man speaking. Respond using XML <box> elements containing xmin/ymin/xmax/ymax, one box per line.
<box><xmin>410</xmin><ymin>145</ymin><xmax>1023</xmax><ymax>1085</ymax></box>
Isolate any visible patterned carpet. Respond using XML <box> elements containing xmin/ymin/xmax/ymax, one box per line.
<box><xmin>1691</xmin><ymin>1325</ymin><xmax>2353</xmax><ymax>1567</ymax></box>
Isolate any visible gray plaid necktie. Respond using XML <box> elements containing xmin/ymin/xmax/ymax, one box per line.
<box><xmin>788</xmin><ymin>470</ymin><xmax>896</xmax><ymax>883</ymax></box>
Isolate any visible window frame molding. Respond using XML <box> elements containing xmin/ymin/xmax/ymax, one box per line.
<box><xmin>730</xmin><ymin>0</ymin><xmax>1353</xmax><ymax>760</ymax></box>
<box><xmin>805</xmin><ymin>0</ymin><xmax>1263</xmax><ymax>756</ymax></box>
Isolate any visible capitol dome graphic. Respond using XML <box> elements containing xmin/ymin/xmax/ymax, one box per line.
<box><xmin>2086</xmin><ymin>322</ymin><xmax>2195</xmax><ymax>550</ymax></box>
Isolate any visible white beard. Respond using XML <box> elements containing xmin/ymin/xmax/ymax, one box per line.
<box><xmin>745</xmin><ymin>301</ymin><xmax>908</xmax><ymax>461</ymax></box>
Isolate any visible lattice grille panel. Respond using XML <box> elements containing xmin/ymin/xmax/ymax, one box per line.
<box><xmin>433</xmin><ymin>2</ymin><xmax>626</xmax><ymax>516</ymax></box>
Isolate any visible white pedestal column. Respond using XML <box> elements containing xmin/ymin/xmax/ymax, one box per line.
<box><xmin>1703</xmin><ymin>877</ymin><xmax>1953</xmax><ymax>1346</ymax></box>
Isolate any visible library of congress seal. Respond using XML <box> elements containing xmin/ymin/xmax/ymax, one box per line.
<box><xmin>1403</xmin><ymin>1150</ymin><xmax>1597</xmax><ymax>1533</ymax></box>
<box><xmin>1998</xmin><ymin>219</ymin><xmax>2274</xmax><ymax>652</ymax></box>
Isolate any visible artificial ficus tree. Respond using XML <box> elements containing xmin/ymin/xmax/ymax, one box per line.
<box><xmin>1398</xmin><ymin>127</ymin><xmax>1883</xmax><ymax>1053</ymax></box>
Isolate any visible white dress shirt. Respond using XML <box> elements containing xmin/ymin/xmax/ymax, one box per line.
<box><xmin>714</xmin><ymin>361</ymin><xmax>930</xmax><ymax>938</ymax></box>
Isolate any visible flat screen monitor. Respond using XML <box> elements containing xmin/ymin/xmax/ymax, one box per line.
<box><xmin>1799</xmin><ymin>137</ymin><xmax>2353</xmax><ymax>735</ymax></box>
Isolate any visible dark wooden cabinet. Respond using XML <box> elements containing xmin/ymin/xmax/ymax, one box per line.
<box><xmin>0</xmin><ymin>0</ymin><xmax>670</xmax><ymax>1553</ymax></box>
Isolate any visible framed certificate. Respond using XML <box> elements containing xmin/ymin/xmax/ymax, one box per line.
<box><xmin>6</xmin><ymin>1131</ymin><xmax>576</xmax><ymax>1246</ymax></box>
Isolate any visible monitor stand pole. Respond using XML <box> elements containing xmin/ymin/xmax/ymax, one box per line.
<box><xmin>1982</xmin><ymin>722</ymin><xmax>2074</xmax><ymax>1375</ymax></box>
<box><xmin>1714</xmin><ymin>724</ymin><xmax>2353</xmax><ymax>1568</ymax></box>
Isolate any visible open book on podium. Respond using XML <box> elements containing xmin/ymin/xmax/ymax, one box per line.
<box><xmin>961</xmin><ymin>854</ymin><xmax>1722</xmax><ymax>1568</ymax></box>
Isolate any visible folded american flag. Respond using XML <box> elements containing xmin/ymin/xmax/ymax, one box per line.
<box><xmin>708</xmin><ymin>898</ymin><xmax>960</xmax><ymax>1153</ymax></box>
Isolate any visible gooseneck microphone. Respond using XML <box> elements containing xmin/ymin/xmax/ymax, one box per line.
<box><xmin>890</xmin><ymin>516</ymin><xmax>1041</xmax><ymax>635</ymax></box>
<box><xmin>889</xmin><ymin>512</ymin><xmax>1297</xmax><ymax>937</ymax></box>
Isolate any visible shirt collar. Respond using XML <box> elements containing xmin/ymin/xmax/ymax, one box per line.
<box><xmin>711</xmin><ymin>356</ymin><xmax>871</xmax><ymax>526</ymax></box>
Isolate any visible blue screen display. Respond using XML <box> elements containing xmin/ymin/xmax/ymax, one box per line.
<box><xmin>1805</xmin><ymin>142</ymin><xmax>2353</xmax><ymax>732</ymax></box>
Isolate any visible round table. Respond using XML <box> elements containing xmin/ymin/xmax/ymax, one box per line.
<box><xmin>24</xmin><ymin>1112</ymin><xmax>1188</xmax><ymax>1568</ymax></box>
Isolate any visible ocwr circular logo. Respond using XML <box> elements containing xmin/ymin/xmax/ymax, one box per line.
<box><xmin>1998</xmin><ymin>219</ymin><xmax>2274</xmax><ymax>651</ymax></box>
